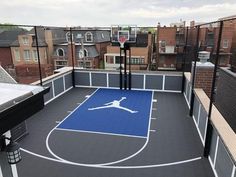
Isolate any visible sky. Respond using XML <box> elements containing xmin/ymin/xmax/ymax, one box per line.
<box><xmin>0</xmin><ymin>0</ymin><xmax>236</xmax><ymax>27</ymax></box>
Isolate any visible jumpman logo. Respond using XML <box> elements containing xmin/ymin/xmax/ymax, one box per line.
<box><xmin>88</xmin><ymin>97</ymin><xmax>138</xmax><ymax>114</ymax></box>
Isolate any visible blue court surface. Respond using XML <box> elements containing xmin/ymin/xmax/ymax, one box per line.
<box><xmin>57</xmin><ymin>88</ymin><xmax>153</xmax><ymax>137</ymax></box>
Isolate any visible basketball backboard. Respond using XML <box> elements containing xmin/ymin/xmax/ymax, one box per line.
<box><xmin>111</xmin><ymin>25</ymin><xmax>137</xmax><ymax>44</ymax></box>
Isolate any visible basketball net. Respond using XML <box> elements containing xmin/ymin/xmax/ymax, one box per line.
<box><xmin>119</xmin><ymin>36</ymin><xmax>127</xmax><ymax>49</ymax></box>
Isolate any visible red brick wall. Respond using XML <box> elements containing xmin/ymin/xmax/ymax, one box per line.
<box><xmin>67</xmin><ymin>43</ymin><xmax>76</xmax><ymax>67</ymax></box>
<box><xmin>15</xmin><ymin>64</ymin><xmax>53</xmax><ymax>84</ymax></box>
<box><xmin>0</xmin><ymin>48</ymin><xmax>13</xmax><ymax>68</ymax></box>
<box><xmin>194</xmin><ymin>66</ymin><xmax>214</xmax><ymax>97</ymax></box>
<box><xmin>157</xmin><ymin>27</ymin><xmax>176</xmax><ymax>45</ymax></box>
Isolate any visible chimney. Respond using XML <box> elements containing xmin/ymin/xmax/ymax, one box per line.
<box><xmin>191</xmin><ymin>51</ymin><xmax>214</xmax><ymax>97</ymax></box>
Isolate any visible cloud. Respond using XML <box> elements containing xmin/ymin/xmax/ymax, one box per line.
<box><xmin>0</xmin><ymin>0</ymin><xmax>235</xmax><ymax>26</ymax></box>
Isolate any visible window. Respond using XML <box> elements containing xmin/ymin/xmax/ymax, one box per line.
<box><xmin>65</xmin><ymin>32</ymin><xmax>73</xmax><ymax>42</ymax></box>
<box><xmin>115</xmin><ymin>56</ymin><xmax>123</xmax><ymax>64</ymax></box>
<box><xmin>141</xmin><ymin>58</ymin><xmax>144</xmax><ymax>64</ymax></box>
<box><xmin>45</xmin><ymin>51</ymin><xmax>47</xmax><ymax>59</ymax></box>
<box><xmin>78</xmin><ymin>49</ymin><xmax>88</xmax><ymax>58</ymax></box>
<box><xmin>14</xmin><ymin>49</ymin><xmax>20</xmax><ymax>61</ymax></box>
<box><xmin>24</xmin><ymin>50</ymin><xmax>31</xmax><ymax>61</ymax></box>
<box><xmin>85</xmin><ymin>32</ymin><xmax>93</xmax><ymax>42</ymax></box>
<box><xmin>57</xmin><ymin>48</ymin><xmax>65</xmax><ymax>57</ymax></box>
<box><xmin>32</xmin><ymin>50</ymin><xmax>38</xmax><ymax>61</ymax></box>
<box><xmin>160</xmin><ymin>40</ymin><xmax>166</xmax><ymax>48</ymax></box>
<box><xmin>106</xmin><ymin>56</ymin><xmax>114</xmax><ymax>64</ymax></box>
<box><xmin>222</xmin><ymin>39</ymin><xmax>228</xmax><ymax>48</ymax></box>
<box><xmin>22</xmin><ymin>37</ymin><xmax>29</xmax><ymax>45</ymax></box>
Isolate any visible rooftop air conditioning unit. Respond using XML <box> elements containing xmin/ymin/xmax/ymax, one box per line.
<box><xmin>198</xmin><ymin>51</ymin><xmax>210</xmax><ymax>63</ymax></box>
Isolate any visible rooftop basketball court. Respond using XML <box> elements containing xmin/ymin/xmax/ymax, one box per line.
<box><xmin>16</xmin><ymin>87</ymin><xmax>214</xmax><ymax>177</ymax></box>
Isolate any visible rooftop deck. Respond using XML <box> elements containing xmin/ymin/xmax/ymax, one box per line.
<box><xmin>17</xmin><ymin>87</ymin><xmax>214</xmax><ymax>177</ymax></box>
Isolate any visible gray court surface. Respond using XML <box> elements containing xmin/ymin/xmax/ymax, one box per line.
<box><xmin>17</xmin><ymin>88</ymin><xmax>215</xmax><ymax>177</ymax></box>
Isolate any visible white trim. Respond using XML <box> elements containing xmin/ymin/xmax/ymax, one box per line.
<box><xmin>52</xmin><ymin>80</ymin><xmax>55</xmax><ymax>97</ymax></box>
<box><xmin>143</xmin><ymin>74</ymin><xmax>146</xmax><ymax>89</ymax></box>
<box><xmin>151</xmin><ymin>118</ymin><xmax>157</xmax><ymax>120</ymax></box>
<box><xmin>55</xmin><ymin>128</ymin><xmax>146</xmax><ymax>139</ymax></box>
<box><xmin>63</xmin><ymin>75</ymin><xmax>66</xmax><ymax>91</ymax></box>
<box><xmin>231</xmin><ymin>165</ymin><xmax>236</xmax><ymax>177</ymax></box>
<box><xmin>85</xmin><ymin>32</ymin><xmax>93</xmax><ymax>42</ymax></box>
<box><xmin>203</xmin><ymin>116</ymin><xmax>209</xmax><ymax>144</ymax></box>
<box><xmin>213</xmin><ymin>136</ymin><xmax>219</xmax><ymax>167</ymax></box>
<box><xmin>184</xmin><ymin>92</ymin><xmax>190</xmax><ymax>108</ymax></box>
<box><xmin>152</xmin><ymin>108</ymin><xmax>157</xmax><ymax>111</ymax></box>
<box><xmin>11</xmin><ymin>165</ymin><xmax>18</xmax><ymax>177</ymax></box>
<box><xmin>56</xmin><ymin>48</ymin><xmax>65</xmax><ymax>57</ymax></box>
<box><xmin>74</xmin><ymin>70</ymin><xmax>182</xmax><ymax>77</ymax></box>
<box><xmin>20</xmin><ymin>148</ymin><xmax>201</xmax><ymax>169</ymax></box>
<box><xmin>208</xmin><ymin>156</ymin><xmax>219</xmax><ymax>177</ymax></box>
<box><xmin>43</xmin><ymin>72</ymin><xmax>72</xmax><ymax>85</ymax></box>
<box><xmin>45</xmin><ymin>89</ymin><xmax>153</xmax><ymax>166</ymax></box>
<box><xmin>162</xmin><ymin>75</ymin><xmax>165</xmax><ymax>90</ymax></box>
<box><xmin>89</xmin><ymin>72</ymin><xmax>92</xmax><ymax>86</ymax></box>
<box><xmin>197</xmin><ymin>104</ymin><xmax>201</xmax><ymax>125</ymax></box>
<box><xmin>106</xmin><ymin>73</ymin><xmax>109</xmax><ymax>87</ymax></box>
<box><xmin>75</xmin><ymin>85</ymin><xmax>182</xmax><ymax>93</ymax></box>
<box><xmin>192</xmin><ymin>115</ymin><xmax>204</xmax><ymax>145</ymax></box>
<box><xmin>188</xmin><ymin>85</ymin><xmax>192</xmax><ymax>103</ymax></box>
<box><xmin>0</xmin><ymin>166</ymin><xmax>3</xmax><ymax>177</ymax></box>
<box><xmin>150</xmin><ymin>130</ymin><xmax>156</xmax><ymax>132</ymax></box>
<box><xmin>45</xmin><ymin>86</ymin><xmax>73</xmax><ymax>105</ymax></box>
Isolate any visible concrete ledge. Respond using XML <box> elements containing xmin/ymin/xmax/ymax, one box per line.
<box><xmin>194</xmin><ymin>88</ymin><xmax>236</xmax><ymax>162</ymax></box>
<box><xmin>31</xmin><ymin>67</ymin><xmax>73</xmax><ymax>85</ymax></box>
<box><xmin>184</xmin><ymin>72</ymin><xmax>191</xmax><ymax>82</ymax></box>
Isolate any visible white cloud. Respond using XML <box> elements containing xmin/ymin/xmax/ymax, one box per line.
<box><xmin>0</xmin><ymin>0</ymin><xmax>235</xmax><ymax>26</ymax></box>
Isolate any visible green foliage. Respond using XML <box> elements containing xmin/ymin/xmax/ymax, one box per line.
<box><xmin>0</xmin><ymin>23</ymin><xmax>21</xmax><ymax>31</ymax></box>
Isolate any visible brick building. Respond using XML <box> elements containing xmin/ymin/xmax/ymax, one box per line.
<box><xmin>218</xmin><ymin>15</ymin><xmax>236</xmax><ymax>72</ymax></box>
<box><xmin>156</xmin><ymin>22</ymin><xmax>185</xmax><ymax>71</ymax></box>
<box><xmin>189</xmin><ymin>21</ymin><xmax>234</xmax><ymax>67</ymax></box>
<box><xmin>104</xmin><ymin>32</ymin><xmax>153</xmax><ymax>70</ymax></box>
<box><xmin>0</xmin><ymin>29</ymin><xmax>27</xmax><ymax>69</ymax></box>
<box><xmin>52</xmin><ymin>28</ymin><xmax>110</xmax><ymax>69</ymax></box>
<box><xmin>10</xmin><ymin>28</ymin><xmax>54</xmax><ymax>84</ymax></box>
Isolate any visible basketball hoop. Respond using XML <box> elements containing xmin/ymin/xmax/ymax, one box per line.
<box><xmin>119</xmin><ymin>36</ymin><xmax>127</xmax><ymax>49</ymax></box>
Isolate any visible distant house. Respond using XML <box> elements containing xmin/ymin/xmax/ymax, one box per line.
<box><xmin>10</xmin><ymin>28</ymin><xmax>54</xmax><ymax>84</ymax></box>
<box><xmin>0</xmin><ymin>29</ymin><xmax>27</xmax><ymax>69</ymax></box>
<box><xmin>51</xmin><ymin>28</ymin><xmax>111</xmax><ymax>69</ymax></box>
<box><xmin>189</xmin><ymin>21</ymin><xmax>234</xmax><ymax>67</ymax></box>
<box><xmin>156</xmin><ymin>25</ymin><xmax>185</xmax><ymax>71</ymax></box>
<box><xmin>104</xmin><ymin>32</ymin><xmax>154</xmax><ymax>70</ymax></box>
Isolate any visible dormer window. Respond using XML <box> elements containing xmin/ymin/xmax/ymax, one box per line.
<box><xmin>22</xmin><ymin>37</ymin><xmax>29</xmax><ymax>45</ymax></box>
<box><xmin>57</xmin><ymin>48</ymin><xmax>65</xmax><ymax>57</ymax></box>
<box><xmin>85</xmin><ymin>32</ymin><xmax>93</xmax><ymax>42</ymax></box>
<box><xmin>78</xmin><ymin>49</ymin><xmax>88</xmax><ymax>58</ymax></box>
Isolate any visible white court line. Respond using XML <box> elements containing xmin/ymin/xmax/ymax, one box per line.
<box><xmin>20</xmin><ymin>148</ymin><xmax>202</xmax><ymax>169</ymax></box>
<box><xmin>55</xmin><ymin>128</ymin><xmax>146</xmax><ymax>139</ymax></box>
<box><xmin>46</xmin><ymin>89</ymin><xmax>154</xmax><ymax>166</ymax></box>
<box><xmin>85</xmin><ymin>95</ymin><xmax>90</xmax><ymax>98</ymax></box>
